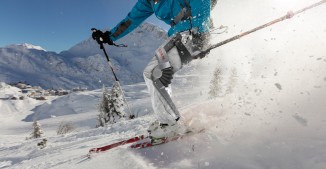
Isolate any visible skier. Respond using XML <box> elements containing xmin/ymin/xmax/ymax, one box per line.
<box><xmin>92</xmin><ymin>0</ymin><xmax>217</xmax><ymax>143</ymax></box>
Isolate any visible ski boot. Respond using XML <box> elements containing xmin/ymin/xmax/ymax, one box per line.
<box><xmin>147</xmin><ymin>120</ymin><xmax>185</xmax><ymax>145</ymax></box>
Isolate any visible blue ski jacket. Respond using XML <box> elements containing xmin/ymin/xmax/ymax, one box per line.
<box><xmin>110</xmin><ymin>0</ymin><xmax>211</xmax><ymax>41</ymax></box>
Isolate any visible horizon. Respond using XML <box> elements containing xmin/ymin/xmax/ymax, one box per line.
<box><xmin>0</xmin><ymin>0</ymin><xmax>169</xmax><ymax>53</ymax></box>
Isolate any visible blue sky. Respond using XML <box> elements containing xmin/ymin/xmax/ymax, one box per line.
<box><xmin>0</xmin><ymin>0</ymin><xmax>168</xmax><ymax>52</ymax></box>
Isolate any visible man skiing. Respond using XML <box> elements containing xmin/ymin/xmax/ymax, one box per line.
<box><xmin>92</xmin><ymin>0</ymin><xmax>216</xmax><ymax>142</ymax></box>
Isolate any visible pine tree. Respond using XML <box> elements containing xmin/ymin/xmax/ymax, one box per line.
<box><xmin>208</xmin><ymin>66</ymin><xmax>223</xmax><ymax>98</ymax></box>
<box><xmin>30</xmin><ymin>120</ymin><xmax>44</xmax><ymax>139</ymax></box>
<box><xmin>97</xmin><ymin>82</ymin><xmax>127</xmax><ymax>126</ymax></box>
<box><xmin>97</xmin><ymin>85</ymin><xmax>110</xmax><ymax>127</ymax></box>
<box><xmin>109</xmin><ymin>81</ymin><xmax>126</xmax><ymax>122</ymax></box>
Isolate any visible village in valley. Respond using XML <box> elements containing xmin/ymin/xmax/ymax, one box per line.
<box><xmin>3</xmin><ymin>81</ymin><xmax>87</xmax><ymax>100</ymax></box>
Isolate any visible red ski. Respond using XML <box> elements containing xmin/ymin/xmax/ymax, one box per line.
<box><xmin>87</xmin><ymin>129</ymin><xmax>204</xmax><ymax>158</ymax></box>
<box><xmin>88</xmin><ymin>135</ymin><xmax>147</xmax><ymax>154</ymax></box>
<box><xmin>130</xmin><ymin>129</ymin><xmax>205</xmax><ymax>149</ymax></box>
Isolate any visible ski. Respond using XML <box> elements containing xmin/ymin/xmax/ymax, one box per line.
<box><xmin>88</xmin><ymin>134</ymin><xmax>147</xmax><ymax>156</ymax></box>
<box><xmin>87</xmin><ymin>129</ymin><xmax>205</xmax><ymax>158</ymax></box>
<box><xmin>130</xmin><ymin>129</ymin><xmax>205</xmax><ymax>149</ymax></box>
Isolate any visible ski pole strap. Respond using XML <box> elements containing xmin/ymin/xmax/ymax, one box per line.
<box><xmin>113</xmin><ymin>43</ymin><xmax>128</xmax><ymax>48</ymax></box>
<box><xmin>210</xmin><ymin>25</ymin><xmax>229</xmax><ymax>34</ymax></box>
<box><xmin>203</xmin><ymin>0</ymin><xmax>326</xmax><ymax>54</ymax></box>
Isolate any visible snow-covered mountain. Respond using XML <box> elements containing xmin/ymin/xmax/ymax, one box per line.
<box><xmin>0</xmin><ymin>22</ymin><xmax>167</xmax><ymax>89</ymax></box>
<box><xmin>6</xmin><ymin>43</ymin><xmax>47</xmax><ymax>51</ymax></box>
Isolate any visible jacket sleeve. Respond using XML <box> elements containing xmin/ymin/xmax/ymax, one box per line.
<box><xmin>109</xmin><ymin>0</ymin><xmax>153</xmax><ymax>41</ymax></box>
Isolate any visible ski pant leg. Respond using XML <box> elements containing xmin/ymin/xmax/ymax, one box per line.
<box><xmin>143</xmin><ymin>31</ymin><xmax>209</xmax><ymax>125</ymax></box>
<box><xmin>143</xmin><ymin>56</ymin><xmax>180</xmax><ymax>125</ymax></box>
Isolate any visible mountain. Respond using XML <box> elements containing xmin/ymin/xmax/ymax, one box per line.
<box><xmin>6</xmin><ymin>43</ymin><xmax>47</xmax><ymax>51</ymax></box>
<box><xmin>0</xmin><ymin>22</ymin><xmax>167</xmax><ymax>89</ymax></box>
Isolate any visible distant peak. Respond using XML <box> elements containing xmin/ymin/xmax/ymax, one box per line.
<box><xmin>19</xmin><ymin>43</ymin><xmax>46</xmax><ymax>51</ymax></box>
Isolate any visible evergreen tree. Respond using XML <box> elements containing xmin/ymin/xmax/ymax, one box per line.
<box><xmin>97</xmin><ymin>85</ymin><xmax>110</xmax><ymax>127</ymax></box>
<box><xmin>97</xmin><ymin>82</ymin><xmax>127</xmax><ymax>126</ymax></box>
<box><xmin>209</xmin><ymin>66</ymin><xmax>223</xmax><ymax>98</ymax></box>
<box><xmin>109</xmin><ymin>81</ymin><xmax>126</xmax><ymax>122</ymax></box>
<box><xmin>30</xmin><ymin>120</ymin><xmax>44</xmax><ymax>139</ymax></box>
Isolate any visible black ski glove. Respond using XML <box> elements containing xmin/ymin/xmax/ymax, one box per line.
<box><xmin>91</xmin><ymin>28</ymin><xmax>114</xmax><ymax>46</ymax></box>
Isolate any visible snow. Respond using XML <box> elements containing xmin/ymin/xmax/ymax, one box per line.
<box><xmin>4</xmin><ymin>43</ymin><xmax>46</xmax><ymax>51</ymax></box>
<box><xmin>21</xmin><ymin>43</ymin><xmax>46</xmax><ymax>51</ymax></box>
<box><xmin>1</xmin><ymin>0</ymin><xmax>326</xmax><ymax>168</ymax></box>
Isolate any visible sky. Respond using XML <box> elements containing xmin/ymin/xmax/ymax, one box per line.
<box><xmin>0</xmin><ymin>0</ymin><xmax>168</xmax><ymax>53</ymax></box>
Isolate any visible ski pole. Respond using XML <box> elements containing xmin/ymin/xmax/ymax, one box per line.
<box><xmin>201</xmin><ymin>0</ymin><xmax>326</xmax><ymax>55</ymax></box>
<box><xmin>99</xmin><ymin>43</ymin><xmax>119</xmax><ymax>81</ymax></box>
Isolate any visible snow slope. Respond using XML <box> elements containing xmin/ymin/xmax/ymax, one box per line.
<box><xmin>1</xmin><ymin>0</ymin><xmax>326</xmax><ymax>168</ymax></box>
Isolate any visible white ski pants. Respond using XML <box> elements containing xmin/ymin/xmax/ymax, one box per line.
<box><xmin>142</xmin><ymin>29</ymin><xmax>211</xmax><ymax>125</ymax></box>
<box><xmin>143</xmin><ymin>52</ymin><xmax>180</xmax><ymax>125</ymax></box>
<box><xmin>143</xmin><ymin>32</ymin><xmax>197</xmax><ymax>125</ymax></box>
